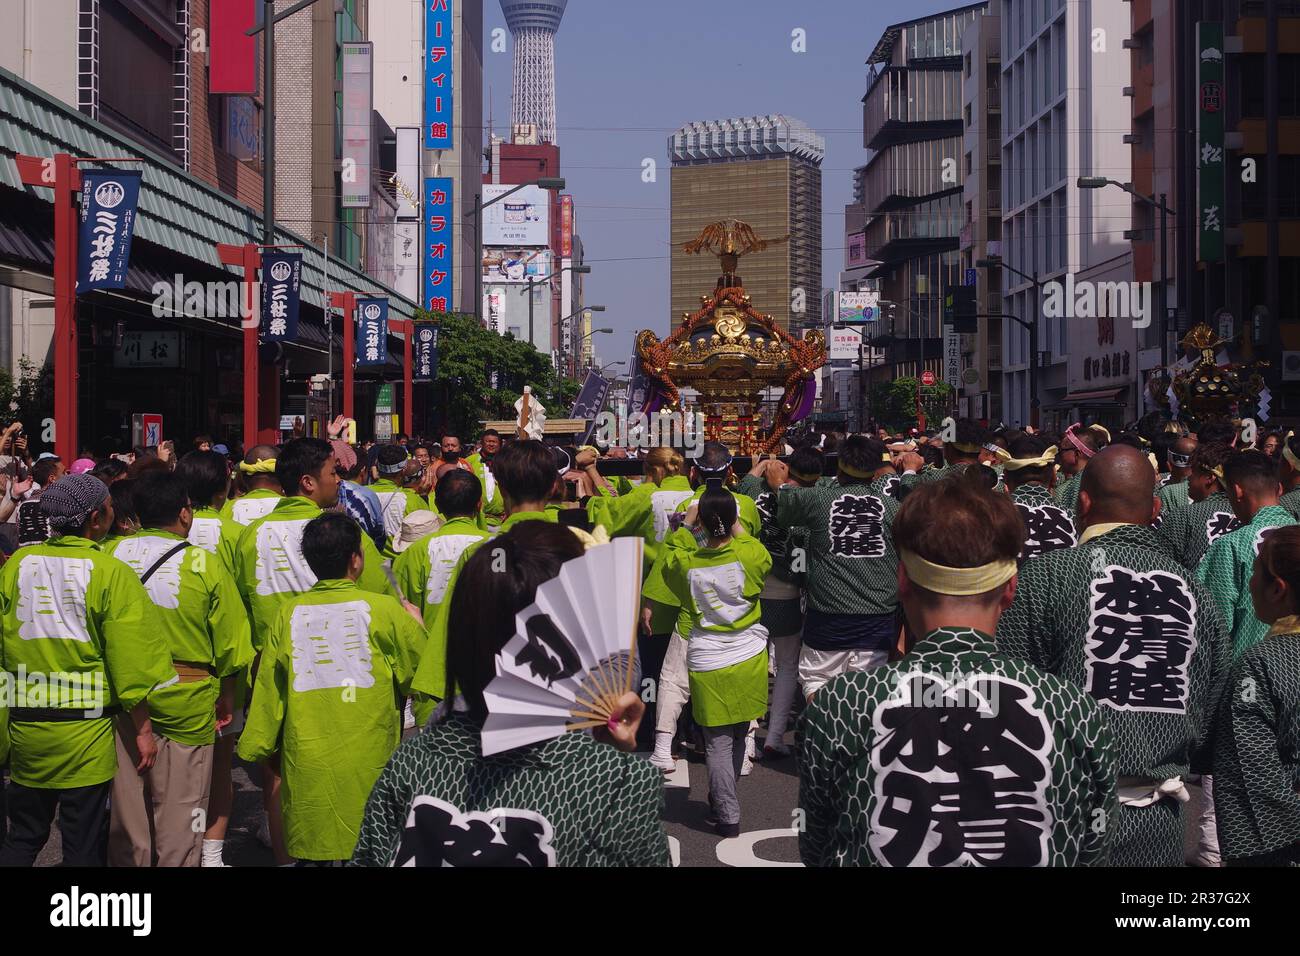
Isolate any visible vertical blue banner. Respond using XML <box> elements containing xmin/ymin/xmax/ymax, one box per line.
<box><xmin>77</xmin><ymin>169</ymin><xmax>142</xmax><ymax>293</ymax></box>
<box><xmin>356</xmin><ymin>298</ymin><xmax>390</xmax><ymax>365</ymax></box>
<box><xmin>260</xmin><ymin>250</ymin><xmax>302</xmax><ymax>340</ymax></box>
<box><xmin>423</xmin><ymin>177</ymin><xmax>454</xmax><ymax>311</ymax></box>
<box><xmin>424</xmin><ymin>0</ymin><xmax>454</xmax><ymax>149</ymax></box>
<box><xmin>413</xmin><ymin>323</ymin><xmax>438</xmax><ymax>381</ymax></box>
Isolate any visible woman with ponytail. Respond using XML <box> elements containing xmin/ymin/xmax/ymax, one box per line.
<box><xmin>659</xmin><ymin>482</ymin><xmax>772</xmax><ymax>837</ymax></box>
<box><xmin>1209</xmin><ymin>525</ymin><xmax>1300</xmax><ymax>866</ymax></box>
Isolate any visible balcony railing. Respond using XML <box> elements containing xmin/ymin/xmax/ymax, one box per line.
<box><xmin>987</xmin><ymin>343</ymin><xmax>1002</xmax><ymax>370</ymax></box>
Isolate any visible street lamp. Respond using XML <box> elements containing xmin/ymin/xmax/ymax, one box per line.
<box><xmin>597</xmin><ymin>360</ymin><xmax>625</xmax><ymax>376</ymax></box>
<box><xmin>1077</xmin><ymin>176</ymin><xmax>1175</xmax><ymax>366</ymax></box>
<box><xmin>977</xmin><ymin>255</ymin><xmax>1046</xmax><ymax>428</ymax></box>
<box><xmin>558</xmin><ymin>306</ymin><xmax>606</xmax><ymax>377</ymax></box>
<box><xmin>528</xmin><ymin>263</ymin><xmax>591</xmax><ymax>348</ymax></box>
<box><xmin>469</xmin><ymin>176</ymin><xmax>566</xmax><ymax>322</ymax></box>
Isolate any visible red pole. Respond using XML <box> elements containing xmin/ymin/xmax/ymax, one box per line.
<box><xmin>52</xmin><ymin>154</ymin><xmax>79</xmax><ymax>465</ymax></box>
<box><xmin>218</xmin><ymin>242</ymin><xmax>262</xmax><ymax>452</ymax></box>
<box><xmin>330</xmin><ymin>292</ymin><xmax>356</xmax><ymax>422</ymax></box>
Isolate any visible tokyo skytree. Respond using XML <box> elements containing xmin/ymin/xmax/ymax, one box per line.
<box><xmin>500</xmin><ymin>0</ymin><xmax>567</xmax><ymax>144</ymax></box>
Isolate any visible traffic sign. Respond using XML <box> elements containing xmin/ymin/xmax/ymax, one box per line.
<box><xmin>920</xmin><ymin>370</ymin><xmax>937</xmax><ymax>387</ymax></box>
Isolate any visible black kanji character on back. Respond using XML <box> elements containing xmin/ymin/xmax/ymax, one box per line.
<box><xmin>1015</xmin><ymin>503</ymin><xmax>1076</xmax><ymax>562</ymax></box>
<box><xmin>870</xmin><ymin>675</ymin><xmax>1053</xmax><ymax>867</ymax></box>
<box><xmin>828</xmin><ymin>494</ymin><xmax>886</xmax><ymax>558</ymax></box>
<box><xmin>1085</xmin><ymin>567</ymin><xmax>1199</xmax><ymax>713</ymax></box>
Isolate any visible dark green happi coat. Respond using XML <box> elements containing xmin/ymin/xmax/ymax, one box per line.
<box><xmin>1010</xmin><ymin>483</ymin><xmax>1077</xmax><ymax>562</ymax></box>
<box><xmin>350</xmin><ymin>713</ymin><xmax>671</xmax><ymax>867</ymax></box>
<box><xmin>1053</xmin><ymin>471</ymin><xmax>1084</xmax><ymax>514</ymax></box>
<box><xmin>773</xmin><ymin>478</ymin><xmax>899</xmax><ymax>616</ymax></box>
<box><xmin>1209</xmin><ymin>618</ymin><xmax>1300</xmax><ymax>865</ymax></box>
<box><xmin>798</xmin><ymin>627</ymin><xmax>1117</xmax><ymax>867</ymax></box>
<box><xmin>1154</xmin><ymin>489</ymin><xmax>1241</xmax><ymax>570</ymax></box>
<box><xmin>996</xmin><ymin>524</ymin><xmax>1231</xmax><ymax>866</ymax></box>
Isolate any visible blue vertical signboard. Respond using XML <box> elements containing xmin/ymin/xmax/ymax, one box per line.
<box><xmin>414</xmin><ymin>324</ymin><xmax>438</xmax><ymax>381</ymax></box>
<box><xmin>356</xmin><ymin>298</ymin><xmax>389</xmax><ymax>365</ymax></box>
<box><xmin>260</xmin><ymin>251</ymin><xmax>302</xmax><ymax>340</ymax></box>
<box><xmin>424</xmin><ymin>178</ymin><xmax>454</xmax><ymax>311</ymax></box>
<box><xmin>77</xmin><ymin>169</ymin><xmax>143</xmax><ymax>293</ymax></box>
<box><xmin>424</xmin><ymin>0</ymin><xmax>453</xmax><ymax>150</ymax></box>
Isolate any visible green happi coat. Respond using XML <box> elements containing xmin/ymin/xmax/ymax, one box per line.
<box><xmin>590</xmin><ymin>474</ymin><xmax>696</xmax><ymax>635</ymax></box>
<box><xmin>464</xmin><ymin>452</ymin><xmax>506</xmax><ymax>527</ymax></box>
<box><xmin>187</xmin><ymin>505</ymin><xmax>241</xmax><ymax>575</ymax></box>
<box><xmin>368</xmin><ymin>478</ymin><xmax>429</xmax><ymax>554</ymax></box>
<box><xmin>1197</xmin><ymin>504</ymin><xmax>1298</xmax><ymax>660</ymax></box>
<box><xmin>238</xmin><ymin>579</ymin><xmax>425</xmax><ymax>861</ymax></box>
<box><xmin>350</xmin><ymin>711</ymin><xmax>671</xmax><ymax>867</ymax></box>
<box><xmin>659</xmin><ymin>530</ymin><xmax>771</xmax><ymax>726</ymax></box>
<box><xmin>1155</xmin><ymin>489</ymin><xmax>1241</xmax><ymax>570</ymax></box>
<box><xmin>799</xmin><ymin>627</ymin><xmax>1117</xmax><ymax>867</ymax></box>
<box><xmin>109</xmin><ymin>530</ymin><xmax>255</xmax><ymax>746</ymax></box>
<box><xmin>996</xmin><ymin>524</ymin><xmax>1231</xmax><ymax>866</ymax></box>
<box><xmin>233</xmin><ymin>496</ymin><xmax>397</xmax><ymax>653</ymax></box>
<box><xmin>0</xmin><ymin>536</ymin><xmax>177</xmax><ymax>788</ymax></box>
<box><xmin>772</xmin><ymin>479</ymin><xmax>900</xmax><ymax>617</ymax></box>
<box><xmin>1209</xmin><ymin>617</ymin><xmax>1300</xmax><ymax>865</ymax></box>
<box><xmin>407</xmin><ymin>510</ymin><xmax>558</xmax><ymax>710</ymax></box>
<box><xmin>640</xmin><ymin>481</ymin><xmax>757</xmax><ymax>636</ymax></box>
<box><xmin>392</xmin><ymin>516</ymin><xmax>492</xmax><ymax>722</ymax></box>
<box><xmin>220</xmin><ymin>488</ymin><xmax>282</xmax><ymax>527</ymax></box>
<box><xmin>1010</xmin><ymin>483</ymin><xmax>1077</xmax><ymax>561</ymax></box>
<box><xmin>1157</xmin><ymin>479</ymin><xmax>1191</xmax><ymax>514</ymax></box>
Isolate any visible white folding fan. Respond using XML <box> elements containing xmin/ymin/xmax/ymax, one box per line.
<box><xmin>481</xmin><ymin>536</ymin><xmax>645</xmax><ymax>755</ymax></box>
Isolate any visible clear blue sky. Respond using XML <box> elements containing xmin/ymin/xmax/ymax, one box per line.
<box><xmin>481</xmin><ymin>0</ymin><xmax>966</xmax><ymax>368</ymax></box>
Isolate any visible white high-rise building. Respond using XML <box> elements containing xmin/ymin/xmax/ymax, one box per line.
<box><xmin>501</xmin><ymin>0</ymin><xmax>567</xmax><ymax>145</ymax></box>
<box><xmin>998</xmin><ymin>0</ymin><xmax>1133</xmax><ymax>429</ymax></box>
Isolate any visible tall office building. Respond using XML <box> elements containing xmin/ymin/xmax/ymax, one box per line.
<box><xmin>500</xmin><ymin>0</ymin><xmax>566</xmax><ymax>145</ymax></box>
<box><xmin>997</xmin><ymin>0</ymin><xmax>1133</xmax><ymax>429</ymax></box>
<box><xmin>861</xmin><ymin>5</ymin><xmax>985</xmax><ymax>390</ymax></box>
<box><xmin>668</xmin><ymin>115</ymin><xmax>825</xmax><ymax>333</ymax></box>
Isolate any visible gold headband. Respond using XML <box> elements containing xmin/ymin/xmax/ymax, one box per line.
<box><xmin>951</xmin><ymin>442</ymin><xmax>983</xmax><ymax>455</ymax></box>
<box><xmin>1209</xmin><ymin>465</ymin><xmax>1226</xmax><ymax>486</ymax></box>
<box><xmin>789</xmin><ymin>469</ymin><xmax>820</xmax><ymax>484</ymax></box>
<box><xmin>838</xmin><ymin>462</ymin><xmax>876</xmax><ymax>479</ymax></box>
<box><xmin>239</xmin><ymin>459</ymin><xmax>277</xmax><ymax>475</ymax></box>
<box><xmin>1088</xmin><ymin>424</ymin><xmax>1112</xmax><ymax>444</ymax></box>
<box><xmin>1285</xmin><ymin>443</ymin><xmax>1300</xmax><ymax>473</ymax></box>
<box><xmin>881</xmin><ymin>453</ymin><xmax>892</xmax><ymax>463</ymax></box>
<box><xmin>1002</xmin><ymin>445</ymin><xmax>1059</xmax><ymax>472</ymax></box>
<box><xmin>901</xmin><ymin>550</ymin><xmax>1018</xmax><ymax>596</ymax></box>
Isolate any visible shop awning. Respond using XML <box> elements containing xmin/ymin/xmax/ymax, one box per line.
<box><xmin>1047</xmin><ymin>387</ymin><xmax>1127</xmax><ymax>408</ymax></box>
<box><xmin>0</xmin><ymin>65</ymin><xmax>417</xmax><ymax>323</ymax></box>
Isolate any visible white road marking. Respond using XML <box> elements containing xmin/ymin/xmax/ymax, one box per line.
<box><xmin>715</xmin><ymin>827</ymin><xmax>804</xmax><ymax>868</ymax></box>
<box><xmin>664</xmin><ymin>757</ymin><xmax>691</xmax><ymax>789</ymax></box>
<box><xmin>668</xmin><ymin>836</ymin><xmax>680</xmax><ymax>868</ymax></box>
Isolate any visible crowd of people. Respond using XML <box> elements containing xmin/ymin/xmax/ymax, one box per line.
<box><xmin>1</xmin><ymin>410</ymin><xmax>1299</xmax><ymax>868</ymax></box>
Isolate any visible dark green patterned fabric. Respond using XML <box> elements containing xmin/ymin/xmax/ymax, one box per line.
<box><xmin>1280</xmin><ymin>488</ymin><xmax>1300</xmax><ymax>521</ymax></box>
<box><xmin>773</xmin><ymin>479</ymin><xmax>899</xmax><ymax>616</ymax></box>
<box><xmin>1210</xmin><ymin>623</ymin><xmax>1300</xmax><ymax>865</ymax></box>
<box><xmin>1157</xmin><ymin>479</ymin><xmax>1190</xmax><ymax>514</ymax></box>
<box><xmin>737</xmin><ymin>474</ymin><xmax>806</xmax><ymax>584</ymax></box>
<box><xmin>996</xmin><ymin>524</ymin><xmax>1232</xmax><ymax>866</ymax></box>
<box><xmin>350</xmin><ymin>713</ymin><xmax>671</xmax><ymax>867</ymax></box>
<box><xmin>1155</xmin><ymin>489</ymin><xmax>1241</xmax><ymax>570</ymax></box>
<box><xmin>1053</xmin><ymin>471</ymin><xmax>1084</xmax><ymax>514</ymax></box>
<box><xmin>1011</xmin><ymin>483</ymin><xmax>1077</xmax><ymax>561</ymax></box>
<box><xmin>1197</xmin><ymin>505</ymin><xmax>1298</xmax><ymax>660</ymax></box>
<box><xmin>798</xmin><ymin>627</ymin><xmax>1116</xmax><ymax>867</ymax></box>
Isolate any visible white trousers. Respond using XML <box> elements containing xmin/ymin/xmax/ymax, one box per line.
<box><xmin>798</xmin><ymin>646</ymin><xmax>890</xmax><ymax>698</ymax></box>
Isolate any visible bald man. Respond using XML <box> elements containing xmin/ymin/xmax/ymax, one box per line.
<box><xmin>997</xmin><ymin>445</ymin><xmax>1231</xmax><ymax>867</ymax></box>
<box><xmin>220</xmin><ymin>445</ymin><xmax>283</xmax><ymax>526</ymax></box>
<box><xmin>1156</xmin><ymin>437</ymin><xmax>1198</xmax><ymax>513</ymax></box>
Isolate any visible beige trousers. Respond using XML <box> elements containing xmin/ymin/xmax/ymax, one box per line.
<box><xmin>110</xmin><ymin>721</ymin><xmax>214</xmax><ymax>867</ymax></box>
